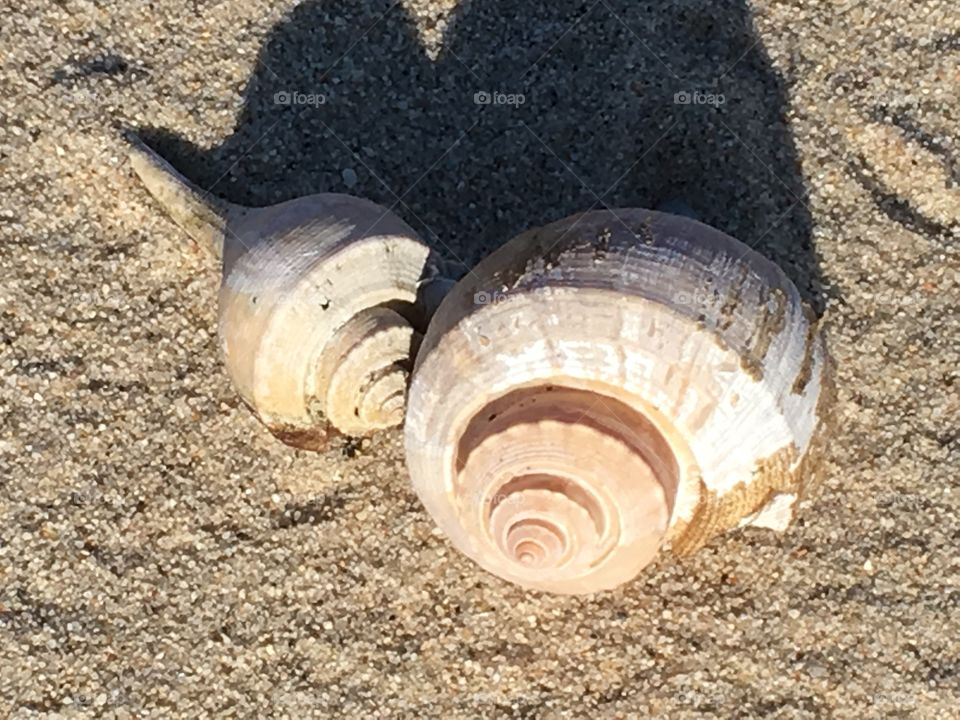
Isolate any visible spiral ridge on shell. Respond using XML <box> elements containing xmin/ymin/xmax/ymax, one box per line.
<box><xmin>405</xmin><ymin>209</ymin><xmax>833</xmax><ymax>594</ymax></box>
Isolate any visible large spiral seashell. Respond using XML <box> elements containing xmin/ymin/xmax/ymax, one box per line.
<box><xmin>129</xmin><ymin>137</ymin><xmax>447</xmax><ymax>448</ymax></box>
<box><xmin>405</xmin><ymin>209</ymin><xmax>834</xmax><ymax>594</ymax></box>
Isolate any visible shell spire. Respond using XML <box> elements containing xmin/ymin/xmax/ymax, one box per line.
<box><xmin>126</xmin><ymin>134</ymin><xmax>238</xmax><ymax>261</ymax></box>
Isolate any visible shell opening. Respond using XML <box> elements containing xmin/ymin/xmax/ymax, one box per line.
<box><xmin>454</xmin><ymin>385</ymin><xmax>680</xmax><ymax>590</ymax></box>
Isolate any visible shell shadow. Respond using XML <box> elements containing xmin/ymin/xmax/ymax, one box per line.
<box><xmin>138</xmin><ymin>0</ymin><xmax>825</xmax><ymax>312</ymax></box>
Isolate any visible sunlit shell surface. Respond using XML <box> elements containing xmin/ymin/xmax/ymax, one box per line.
<box><xmin>405</xmin><ymin>209</ymin><xmax>833</xmax><ymax>594</ymax></box>
<box><xmin>129</xmin><ymin>139</ymin><xmax>434</xmax><ymax>448</ymax></box>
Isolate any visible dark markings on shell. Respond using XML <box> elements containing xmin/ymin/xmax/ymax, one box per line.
<box><xmin>634</xmin><ymin>219</ymin><xmax>656</xmax><ymax>246</ymax></box>
<box><xmin>537</xmin><ymin>228</ymin><xmax>585</xmax><ymax>271</ymax></box>
<box><xmin>669</xmin><ymin>443</ymin><xmax>799</xmax><ymax>556</ymax></box>
<box><xmin>267</xmin><ymin>421</ymin><xmax>339</xmax><ymax>452</ymax></box>
<box><xmin>718</xmin><ymin>263</ymin><xmax>749</xmax><ymax>331</ymax></box>
<box><xmin>791</xmin><ymin>305</ymin><xmax>820</xmax><ymax>396</ymax></box>
<box><xmin>255</xmin><ymin>397</ymin><xmax>341</xmax><ymax>451</ymax></box>
<box><xmin>594</xmin><ymin>227</ymin><xmax>612</xmax><ymax>258</ymax></box>
<box><xmin>750</xmin><ymin>287</ymin><xmax>789</xmax><ymax>376</ymax></box>
<box><xmin>358</xmin><ymin>361</ymin><xmax>410</xmax><ymax>397</ymax></box>
<box><xmin>735</xmin><ymin>286</ymin><xmax>789</xmax><ymax>383</ymax></box>
<box><xmin>738</xmin><ymin>351</ymin><xmax>764</xmax><ymax>383</ymax></box>
<box><xmin>669</xmin><ymin>346</ymin><xmax>836</xmax><ymax>555</ymax></box>
<box><xmin>511</xmin><ymin>225</ymin><xmax>603</xmax><ymax>293</ymax></box>
<box><xmin>795</xmin><ymin>347</ymin><xmax>837</xmax><ymax>499</ymax></box>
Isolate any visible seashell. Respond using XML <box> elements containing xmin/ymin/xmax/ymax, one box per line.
<box><xmin>404</xmin><ymin>209</ymin><xmax>834</xmax><ymax>594</ymax></box>
<box><xmin>128</xmin><ymin>136</ymin><xmax>447</xmax><ymax>448</ymax></box>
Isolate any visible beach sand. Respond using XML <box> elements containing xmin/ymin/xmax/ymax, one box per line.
<box><xmin>1</xmin><ymin>0</ymin><xmax>958</xmax><ymax>717</ymax></box>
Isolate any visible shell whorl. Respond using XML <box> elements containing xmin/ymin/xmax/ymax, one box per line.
<box><xmin>405</xmin><ymin>209</ymin><xmax>833</xmax><ymax>594</ymax></box>
<box><xmin>454</xmin><ymin>386</ymin><xmax>679</xmax><ymax>591</ymax></box>
<box><xmin>314</xmin><ymin>306</ymin><xmax>421</xmax><ymax>436</ymax></box>
<box><xmin>128</xmin><ymin>137</ymin><xmax>439</xmax><ymax>447</ymax></box>
<box><xmin>216</xmin><ymin>197</ymin><xmax>433</xmax><ymax>446</ymax></box>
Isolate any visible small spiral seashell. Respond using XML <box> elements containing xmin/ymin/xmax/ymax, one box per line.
<box><xmin>404</xmin><ymin>209</ymin><xmax>834</xmax><ymax>594</ymax></box>
<box><xmin>129</xmin><ymin>136</ymin><xmax>445</xmax><ymax>448</ymax></box>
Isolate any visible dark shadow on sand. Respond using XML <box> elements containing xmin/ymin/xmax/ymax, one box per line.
<box><xmin>140</xmin><ymin>0</ymin><xmax>825</xmax><ymax>311</ymax></box>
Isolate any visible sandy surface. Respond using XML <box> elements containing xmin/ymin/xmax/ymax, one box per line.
<box><xmin>1</xmin><ymin>0</ymin><xmax>958</xmax><ymax>717</ymax></box>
